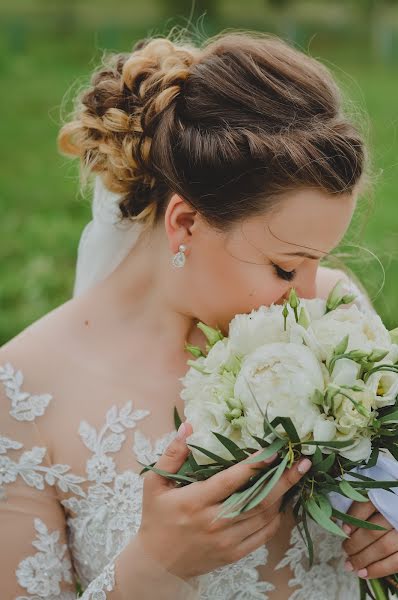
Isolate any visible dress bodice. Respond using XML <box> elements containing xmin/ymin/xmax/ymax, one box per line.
<box><xmin>0</xmin><ymin>277</ymin><xmax>375</xmax><ymax>599</ymax></box>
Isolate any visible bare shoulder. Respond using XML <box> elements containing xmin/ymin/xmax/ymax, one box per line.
<box><xmin>0</xmin><ymin>297</ymin><xmax>80</xmax><ymax>394</ymax></box>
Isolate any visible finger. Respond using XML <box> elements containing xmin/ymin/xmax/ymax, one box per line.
<box><xmin>235</xmin><ymin>513</ymin><xmax>281</xmax><ymax>559</ymax></box>
<box><xmin>227</xmin><ymin>501</ymin><xmax>280</xmax><ymax>542</ymax></box>
<box><xmin>225</xmin><ymin>496</ymin><xmax>282</xmax><ymax>524</ymax></box>
<box><xmin>211</xmin><ymin>495</ymin><xmax>281</xmax><ymax>527</ymax></box>
<box><xmin>346</xmin><ymin>529</ymin><xmax>398</xmax><ymax>573</ymax></box>
<box><xmin>197</xmin><ymin>450</ymin><xmax>279</xmax><ymax>506</ymax></box>
<box><xmin>354</xmin><ymin>550</ymin><xmax>398</xmax><ymax>580</ymax></box>
<box><xmin>343</xmin><ymin>500</ymin><xmax>377</xmax><ymax>535</ymax></box>
<box><xmin>145</xmin><ymin>421</ymin><xmax>193</xmax><ymax>493</ymax></box>
<box><xmin>256</xmin><ymin>457</ymin><xmax>312</xmax><ymax>509</ymax></box>
<box><xmin>343</xmin><ymin>512</ymin><xmax>393</xmax><ymax>556</ymax></box>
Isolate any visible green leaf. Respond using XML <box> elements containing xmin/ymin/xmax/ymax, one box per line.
<box><xmin>316</xmin><ymin>494</ymin><xmax>333</xmax><ymax>518</ymax></box>
<box><xmin>312</xmin><ymin>452</ymin><xmax>335</xmax><ymax>473</ymax></box>
<box><xmin>142</xmin><ymin>464</ymin><xmax>197</xmax><ymax>483</ymax></box>
<box><xmin>339</xmin><ymin>479</ymin><xmax>369</xmax><ymax>502</ymax></box>
<box><xmin>305</xmin><ymin>497</ymin><xmax>348</xmax><ymax>538</ymax></box>
<box><xmin>187</xmin><ymin>452</ymin><xmax>200</xmax><ymax>471</ymax></box>
<box><xmin>186</xmin><ymin>443</ymin><xmax>232</xmax><ymax>466</ymax></box>
<box><xmin>174</xmin><ymin>406</ymin><xmax>182</xmax><ymax>431</ymax></box>
<box><xmin>241</xmin><ymin>454</ymin><xmax>289</xmax><ymax>513</ymax></box>
<box><xmin>271</xmin><ymin>416</ymin><xmax>301</xmax><ymax>445</ymax></box>
<box><xmin>311</xmin><ymin>446</ymin><xmax>323</xmax><ymax>466</ymax></box>
<box><xmin>300</xmin><ymin>439</ymin><xmax>355</xmax><ymax>448</ymax></box>
<box><xmin>379</xmin><ymin>410</ymin><xmax>398</xmax><ymax>424</ymax></box>
<box><xmin>332</xmin><ymin>509</ymin><xmax>388</xmax><ymax>531</ymax></box>
<box><xmin>215</xmin><ymin>465</ymin><xmax>280</xmax><ymax>518</ymax></box>
<box><xmin>244</xmin><ymin>437</ymin><xmax>286</xmax><ymax>463</ymax></box>
<box><xmin>211</xmin><ymin>432</ymin><xmax>248</xmax><ymax>461</ymax></box>
<box><xmin>250</xmin><ymin>434</ymin><xmax>269</xmax><ymax>448</ymax></box>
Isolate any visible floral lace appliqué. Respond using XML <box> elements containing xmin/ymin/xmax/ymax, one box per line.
<box><xmin>15</xmin><ymin>518</ymin><xmax>75</xmax><ymax>600</ymax></box>
<box><xmin>275</xmin><ymin>519</ymin><xmax>359</xmax><ymax>600</ymax></box>
<box><xmin>0</xmin><ymin>362</ymin><xmax>52</xmax><ymax>422</ymax></box>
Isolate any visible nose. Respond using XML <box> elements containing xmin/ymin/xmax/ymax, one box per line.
<box><xmin>294</xmin><ymin>262</ymin><xmax>319</xmax><ymax>299</ymax></box>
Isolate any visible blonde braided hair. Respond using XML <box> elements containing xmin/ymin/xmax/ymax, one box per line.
<box><xmin>58</xmin><ymin>37</ymin><xmax>200</xmax><ymax>230</ymax></box>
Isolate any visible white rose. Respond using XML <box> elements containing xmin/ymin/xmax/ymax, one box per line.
<box><xmin>234</xmin><ymin>342</ymin><xmax>325</xmax><ymax>440</ymax></box>
<box><xmin>202</xmin><ymin>338</ymin><xmax>241</xmax><ymax>373</ymax></box>
<box><xmin>338</xmin><ymin>436</ymin><xmax>372</xmax><ymax>462</ymax></box>
<box><xmin>367</xmin><ymin>369</ymin><xmax>398</xmax><ymax>408</ymax></box>
<box><xmin>301</xmin><ymin>297</ymin><xmax>327</xmax><ymax>321</ymax></box>
<box><xmin>331</xmin><ymin>358</ymin><xmax>360</xmax><ymax>387</ymax></box>
<box><xmin>310</xmin><ymin>305</ymin><xmax>392</xmax><ymax>363</ymax></box>
<box><xmin>333</xmin><ymin>386</ymin><xmax>375</xmax><ymax>436</ymax></box>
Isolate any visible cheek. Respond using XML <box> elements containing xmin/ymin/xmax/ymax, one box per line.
<box><xmin>191</xmin><ymin>246</ymin><xmax>290</xmax><ymax>323</ymax></box>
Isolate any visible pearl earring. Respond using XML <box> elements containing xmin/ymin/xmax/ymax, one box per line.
<box><xmin>172</xmin><ymin>244</ymin><xmax>187</xmax><ymax>268</ymax></box>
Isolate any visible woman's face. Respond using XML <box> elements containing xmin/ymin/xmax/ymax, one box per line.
<box><xmin>166</xmin><ymin>186</ymin><xmax>357</xmax><ymax>333</ymax></box>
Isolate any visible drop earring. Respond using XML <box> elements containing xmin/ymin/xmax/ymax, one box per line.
<box><xmin>172</xmin><ymin>244</ymin><xmax>187</xmax><ymax>268</ymax></box>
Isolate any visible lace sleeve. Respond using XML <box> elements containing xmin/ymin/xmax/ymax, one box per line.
<box><xmin>0</xmin><ymin>358</ymin><xmax>201</xmax><ymax>600</ymax></box>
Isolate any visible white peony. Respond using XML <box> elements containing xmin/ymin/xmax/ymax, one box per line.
<box><xmin>228</xmin><ymin>304</ymin><xmax>292</xmax><ymax>356</ymax></box>
<box><xmin>234</xmin><ymin>342</ymin><xmax>325</xmax><ymax>440</ymax></box>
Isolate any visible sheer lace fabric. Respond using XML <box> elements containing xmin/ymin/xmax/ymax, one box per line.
<box><xmin>0</xmin><ymin>279</ymin><xmax>380</xmax><ymax>599</ymax></box>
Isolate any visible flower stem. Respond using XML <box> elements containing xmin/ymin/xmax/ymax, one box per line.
<box><xmin>369</xmin><ymin>578</ymin><xmax>389</xmax><ymax>600</ymax></box>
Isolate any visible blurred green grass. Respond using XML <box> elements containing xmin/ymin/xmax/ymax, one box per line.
<box><xmin>1</xmin><ymin>25</ymin><xmax>398</xmax><ymax>345</ymax></box>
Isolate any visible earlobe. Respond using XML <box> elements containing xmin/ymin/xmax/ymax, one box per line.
<box><xmin>164</xmin><ymin>193</ymin><xmax>197</xmax><ymax>252</ymax></box>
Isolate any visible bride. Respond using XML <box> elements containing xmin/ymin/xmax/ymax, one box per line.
<box><xmin>1</xmin><ymin>28</ymin><xmax>395</xmax><ymax>600</ymax></box>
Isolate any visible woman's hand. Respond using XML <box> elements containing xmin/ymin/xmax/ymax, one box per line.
<box><xmin>342</xmin><ymin>500</ymin><xmax>398</xmax><ymax>579</ymax></box>
<box><xmin>137</xmin><ymin>421</ymin><xmax>312</xmax><ymax>579</ymax></box>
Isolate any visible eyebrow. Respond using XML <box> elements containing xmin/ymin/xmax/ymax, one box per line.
<box><xmin>281</xmin><ymin>251</ymin><xmax>324</xmax><ymax>260</ymax></box>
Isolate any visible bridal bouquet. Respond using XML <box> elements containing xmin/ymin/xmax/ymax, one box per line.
<box><xmin>140</xmin><ymin>281</ymin><xmax>398</xmax><ymax>600</ymax></box>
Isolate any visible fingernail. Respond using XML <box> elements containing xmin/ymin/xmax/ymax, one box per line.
<box><xmin>344</xmin><ymin>561</ymin><xmax>354</xmax><ymax>572</ymax></box>
<box><xmin>297</xmin><ymin>458</ymin><xmax>312</xmax><ymax>474</ymax></box>
<box><xmin>177</xmin><ymin>422</ymin><xmax>187</xmax><ymax>440</ymax></box>
<box><xmin>357</xmin><ymin>568</ymin><xmax>368</xmax><ymax>578</ymax></box>
<box><xmin>342</xmin><ymin>524</ymin><xmax>352</xmax><ymax>535</ymax></box>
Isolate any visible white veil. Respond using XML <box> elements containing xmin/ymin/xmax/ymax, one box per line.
<box><xmin>72</xmin><ymin>174</ymin><xmax>144</xmax><ymax>298</ymax></box>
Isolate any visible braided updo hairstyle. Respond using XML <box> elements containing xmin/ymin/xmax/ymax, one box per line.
<box><xmin>57</xmin><ymin>29</ymin><xmax>371</xmax><ymax>234</ymax></box>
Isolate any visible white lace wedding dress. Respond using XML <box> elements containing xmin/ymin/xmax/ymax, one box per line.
<box><xmin>0</xmin><ymin>280</ymin><xmax>375</xmax><ymax>599</ymax></box>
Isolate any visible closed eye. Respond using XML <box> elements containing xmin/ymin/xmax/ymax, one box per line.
<box><xmin>271</xmin><ymin>263</ymin><xmax>297</xmax><ymax>282</ymax></box>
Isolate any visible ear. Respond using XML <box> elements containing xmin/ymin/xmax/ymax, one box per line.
<box><xmin>164</xmin><ymin>193</ymin><xmax>199</xmax><ymax>254</ymax></box>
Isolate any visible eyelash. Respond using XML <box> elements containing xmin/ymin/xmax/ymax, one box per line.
<box><xmin>271</xmin><ymin>263</ymin><xmax>297</xmax><ymax>282</ymax></box>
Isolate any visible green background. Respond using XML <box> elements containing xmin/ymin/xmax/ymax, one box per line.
<box><xmin>1</xmin><ymin>0</ymin><xmax>398</xmax><ymax>345</ymax></box>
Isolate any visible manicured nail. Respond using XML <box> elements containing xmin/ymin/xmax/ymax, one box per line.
<box><xmin>297</xmin><ymin>458</ymin><xmax>312</xmax><ymax>474</ymax></box>
<box><xmin>342</xmin><ymin>524</ymin><xmax>352</xmax><ymax>535</ymax></box>
<box><xmin>344</xmin><ymin>561</ymin><xmax>354</xmax><ymax>572</ymax></box>
<box><xmin>357</xmin><ymin>568</ymin><xmax>368</xmax><ymax>578</ymax></box>
<box><xmin>177</xmin><ymin>422</ymin><xmax>187</xmax><ymax>440</ymax></box>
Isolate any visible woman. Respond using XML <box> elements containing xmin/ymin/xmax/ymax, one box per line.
<box><xmin>1</xmin><ymin>29</ymin><xmax>396</xmax><ymax>599</ymax></box>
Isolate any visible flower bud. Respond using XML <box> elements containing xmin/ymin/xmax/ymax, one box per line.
<box><xmin>288</xmin><ymin>288</ymin><xmax>299</xmax><ymax>309</ymax></box>
<box><xmin>334</xmin><ymin>334</ymin><xmax>349</xmax><ymax>356</ymax></box>
<box><xmin>326</xmin><ymin>279</ymin><xmax>345</xmax><ymax>311</ymax></box>
<box><xmin>368</xmin><ymin>348</ymin><xmax>389</xmax><ymax>363</ymax></box>
<box><xmin>298</xmin><ymin>306</ymin><xmax>311</xmax><ymax>329</ymax></box>
<box><xmin>342</xmin><ymin>294</ymin><xmax>356</xmax><ymax>305</ymax></box>
<box><xmin>197</xmin><ymin>322</ymin><xmax>223</xmax><ymax>347</ymax></box>
<box><xmin>184</xmin><ymin>343</ymin><xmax>204</xmax><ymax>358</ymax></box>
<box><xmin>347</xmin><ymin>349</ymin><xmax>370</xmax><ymax>360</ymax></box>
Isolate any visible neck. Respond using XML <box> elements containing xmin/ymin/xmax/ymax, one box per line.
<box><xmin>75</xmin><ymin>225</ymin><xmax>202</xmax><ymax>359</ymax></box>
